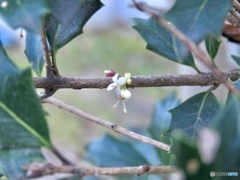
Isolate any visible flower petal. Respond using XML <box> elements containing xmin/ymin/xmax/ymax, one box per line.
<box><xmin>107</xmin><ymin>83</ymin><xmax>117</xmax><ymax>91</ymax></box>
<box><xmin>112</xmin><ymin>74</ymin><xmax>119</xmax><ymax>82</ymax></box>
<box><xmin>118</xmin><ymin>77</ymin><xmax>126</xmax><ymax>85</ymax></box>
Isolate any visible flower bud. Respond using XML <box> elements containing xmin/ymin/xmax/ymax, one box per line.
<box><xmin>127</xmin><ymin>79</ymin><xmax>132</xmax><ymax>85</ymax></box>
<box><xmin>121</xmin><ymin>89</ymin><xmax>131</xmax><ymax>99</ymax></box>
<box><xmin>125</xmin><ymin>73</ymin><xmax>131</xmax><ymax>79</ymax></box>
<box><xmin>104</xmin><ymin>70</ymin><xmax>116</xmax><ymax>77</ymax></box>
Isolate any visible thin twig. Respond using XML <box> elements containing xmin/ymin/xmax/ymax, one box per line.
<box><xmin>131</xmin><ymin>0</ymin><xmax>236</xmax><ymax>93</ymax></box>
<box><xmin>43</xmin><ymin>97</ymin><xmax>171</xmax><ymax>152</ymax></box>
<box><xmin>33</xmin><ymin>69</ymin><xmax>240</xmax><ymax>89</ymax></box>
<box><xmin>23</xmin><ymin>163</ymin><xmax>175</xmax><ymax>178</ymax></box>
<box><xmin>40</xmin><ymin>20</ymin><xmax>55</xmax><ymax>78</ymax></box>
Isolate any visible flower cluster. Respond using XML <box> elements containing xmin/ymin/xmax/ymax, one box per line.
<box><xmin>104</xmin><ymin>70</ymin><xmax>132</xmax><ymax>113</ymax></box>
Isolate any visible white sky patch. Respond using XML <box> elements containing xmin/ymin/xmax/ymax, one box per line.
<box><xmin>1</xmin><ymin>1</ymin><xmax>8</xmax><ymax>8</ymax></box>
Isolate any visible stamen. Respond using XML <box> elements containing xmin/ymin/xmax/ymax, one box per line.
<box><xmin>113</xmin><ymin>100</ymin><xmax>120</xmax><ymax>108</ymax></box>
<box><xmin>122</xmin><ymin>100</ymin><xmax>127</xmax><ymax>113</ymax></box>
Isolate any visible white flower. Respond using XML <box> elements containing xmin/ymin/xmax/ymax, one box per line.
<box><xmin>121</xmin><ymin>89</ymin><xmax>131</xmax><ymax>99</ymax></box>
<box><xmin>106</xmin><ymin>72</ymin><xmax>132</xmax><ymax>113</ymax></box>
<box><xmin>107</xmin><ymin>74</ymin><xmax>126</xmax><ymax>91</ymax></box>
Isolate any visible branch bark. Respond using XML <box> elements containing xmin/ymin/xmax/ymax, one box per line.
<box><xmin>34</xmin><ymin>70</ymin><xmax>240</xmax><ymax>89</ymax></box>
<box><xmin>24</xmin><ymin>163</ymin><xmax>175</xmax><ymax>178</ymax></box>
<box><xmin>43</xmin><ymin>97</ymin><xmax>170</xmax><ymax>152</ymax></box>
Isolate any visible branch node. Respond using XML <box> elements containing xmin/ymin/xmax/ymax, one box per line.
<box><xmin>111</xmin><ymin>124</ymin><xmax>116</xmax><ymax>129</ymax></box>
<box><xmin>72</xmin><ymin>168</ymin><xmax>82</xmax><ymax>176</ymax></box>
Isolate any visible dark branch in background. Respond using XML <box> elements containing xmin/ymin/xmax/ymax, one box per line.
<box><xmin>23</xmin><ymin>163</ymin><xmax>175</xmax><ymax>178</ymax></box>
<box><xmin>34</xmin><ymin>70</ymin><xmax>240</xmax><ymax>89</ymax></box>
<box><xmin>131</xmin><ymin>0</ymin><xmax>236</xmax><ymax>93</ymax></box>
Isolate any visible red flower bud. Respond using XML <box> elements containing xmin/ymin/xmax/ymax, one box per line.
<box><xmin>104</xmin><ymin>70</ymin><xmax>116</xmax><ymax>77</ymax></box>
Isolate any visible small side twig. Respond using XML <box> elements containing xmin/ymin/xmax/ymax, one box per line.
<box><xmin>40</xmin><ymin>20</ymin><xmax>58</xmax><ymax>98</ymax></box>
<box><xmin>40</xmin><ymin>21</ymin><xmax>55</xmax><ymax>78</ymax></box>
<box><xmin>23</xmin><ymin>163</ymin><xmax>175</xmax><ymax>178</ymax></box>
<box><xmin>43</xmin><ymin>96</ymin><xmax>171</xmax><ymax>152</ymax></box>
<box><xmin>132</xmin><ymin>0</ymin><xmax>236</xmax><ymax>93</ymax></box>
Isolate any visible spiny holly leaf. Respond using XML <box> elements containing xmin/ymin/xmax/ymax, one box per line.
<box><xmin>164</xmin><ymin>0</ymin><xmax>231</xmax><ymax>58</ymax></box>
<box><xmin>168</xmin><ymin>91</ymin><xmax>220</xmax><ymax>138</ymax></box>
<box><xmin>46</xmin><ymin>0</ymin><xmax>103</xmax><ymax>52</ymax></box>
<box><xmin>0</xmin><ymin>149</ymin><xmax>45</xmax><ymax>179</ymax></box>
<box><xmin>149</xmin><ymin>93</ymin><xmax>180</xmax><ymax>139</ymax></box>
<box><xmin>133</xmin><ymin>18</ymin><xmax>197</xmax><ymax>69</ymax></box>
<box><xmin>0</xmin><ymin>0</ymin><xmax>49</xmax><ymax>32</ymax></box>
<box><xmin>0</xmin><ymin>42</ymin><xmax>50</xmax><ymax>148</ymax></box>
<box><xmin>25</xmin><ymin>31</ymin><xmax>44</xmax><ymax>76</ymax></box>
<box><xmin>172</xmin><ymin>96</ymin><xmax>240</xmax><ymax>179</ymax></box>
<box><xmin>148</xmin><ymin>94</ymin><xmax>180</xmax><ymax>165</ymax></box>
<box><xmin>205</xmin><ymin>36</ymin><xmax>222</xmax><ymax>61</ymax></box>
<box><xmin>47</xmin><ymin>0</ymin><xmax>87</xmax><ymax>25</ymax></box>
<box><xmin>86</xmin><ymin>134</ymin><xmax>148</xmax><ymax>167</ymax></box>
<box><xmin>231</xmin><ymin>55</ymin><xmax>240</xmax><ymax>66</ymax></box>
<box><xmin>0</xmin><ymin>42</ymin><xmax>50</xmax><ymax>178</ymax></box>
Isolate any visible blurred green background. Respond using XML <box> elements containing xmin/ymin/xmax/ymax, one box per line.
<box><xmin>6</xmin><ymin>26</ymin><xmax>178</xmax><ymax>158</ymax></box>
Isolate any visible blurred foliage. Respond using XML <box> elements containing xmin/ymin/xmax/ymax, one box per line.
<box><xmin>1</xmin><ymin>0</ymin><xmax>239</xmax><ymax>179</ymax></box>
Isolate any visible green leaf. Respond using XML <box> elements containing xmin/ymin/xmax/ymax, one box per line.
<box><xmin>46</xmin><ymin>0</ymin><xmax>103</xmax><ymax>52</ymax></box>
<box><xmin>0</xmin><ymin>42</ymin><xmax>50</xmax><ymax>148</ymax></box>
<box><xmin>0</xmin><ymin>149</ymin><xmax>45</xmax><ymax>179</ymax></box>
<box><xmin>210</xmin><ymin>93</ymin><xmax>240</xmax><ymax>173</ymax></box>
<box><xmin>148</xmin><ymin>94</ymin><xmax>180</xmax><ymax>165</ymax></box>
<box><xmin>164</xmin><ymin>0</ymin><xmax>231</xmax><ymax>58</ymax></box>
<box><xmin>0</xmin><ymin>0</ymin><xmax>49</xmax><ymax>32</ymax></box>
<box><xmin>231</xmin><ymin>55</ymin><xmax>240</xmax><ymax>66</ymax></box>
<box><xmin>133</xmin><ymin>18</ymin><xmax>197</xmax><ymax>68</ymax></box>
<box><xmin>124</xmin><ymin>129</ymin><xmax>161</xmax><ymax>165</ymax></box>
<box><xmin>47</xmin><ymin>0</ymin><xmax>88</xmax><ymax>25</ymax></box>
<box><xmin>86</xmin><ymin>134</ymin><xmax>148</xmax><ymax>167</ymax></box>
<box><xmin>212</xmin><ymin>93</ymin><xmax>240</xmax><ymax>143</ymax></box>
<box><xmin>149</xmin><ymin>93</ymin><xmax>180</xmax><ymax>139</ymax></box>
<box><xmin>168</xmin><ymin>91</ymin><xmax>220</xmax><ymax>138</ymax></box>
<box><xmin>205</xmin><ymin>36</ymin><xmax>221</xmax><ymax>61</ymax></box>
<box><xmin>171</xmin><ymin>133</ymin><xmax>213</xmax><ymax>179</ymax></box>
<box><xmin>170</xmin><ymin>94</ymin><xmax>240</xmax><ymax>179</ymax></box>
<box><xmin>25</xmin><ymin>31</ymin><xmax>44</xmax><ymax>76</ymax></box>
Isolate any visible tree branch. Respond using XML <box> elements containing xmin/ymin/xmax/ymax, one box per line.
<box><xmin>42</xmin><ymin>97</ymin><xmax>171</xmax><ymax>152</ymax></box>
<box><xmin>131</xmin><ymin>0</ymin><xmax>236</xmax><ymax>92</ymax></box>
<box><xmin>40</xmin><ymin>20</ymin><xmax>54</xmax><ymax>78</ymax></box>
<box><xmin>34</xmin><ymin>70</ymin><xmax>240</xmax><ymax>89</ymax></box>
<box><xmin>23</xmin><ymin>163</ymin><xmax>175</xmax><ymax>178</ymax></box>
